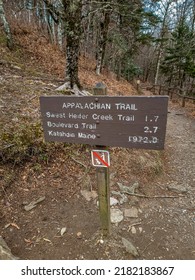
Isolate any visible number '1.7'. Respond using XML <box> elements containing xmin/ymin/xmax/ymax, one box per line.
<box><xmin>145</xmin><ymin>115</ymin><xmax>159</xmax><ymax>122</ymax></box>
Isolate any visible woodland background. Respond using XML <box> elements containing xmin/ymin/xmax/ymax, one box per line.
<box><xmin>0</xmin><ymin>0</ymin><xmax>195</xmax><ymax>96</ymax></box>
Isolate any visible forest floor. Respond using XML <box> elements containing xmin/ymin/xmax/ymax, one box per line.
<box><xmin>0</xmin><ymin>29</ymin><xmax>195</xmax><ymax>260</ymax></box>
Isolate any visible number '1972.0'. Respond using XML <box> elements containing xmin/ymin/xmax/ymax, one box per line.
<box><xmin>128</xmin><ymin>136</ymin><xmax>159</xmax><ymax>144</ymax></box>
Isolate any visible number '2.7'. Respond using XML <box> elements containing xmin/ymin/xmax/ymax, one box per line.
<box><xmin>144</xmin><ymin>126</ymin><xmax>158</xmax><ymax>133</ymax></box>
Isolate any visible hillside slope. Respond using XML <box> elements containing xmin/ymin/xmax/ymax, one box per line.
<box><xmin>2</xmin><ymin>27</ymin><xmax>137</xmax><ymax>95</ymax></box>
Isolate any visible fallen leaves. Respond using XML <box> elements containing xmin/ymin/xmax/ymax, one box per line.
<box><xmin>43</xmin><ymin>238</ymin><xmax>52</xmax><ymax>244</ymax></box>
<box><xmin>24</xmin><ymin>237</ymin><xmax>53</xmax><ymax>246</ymax></box>
<box><xmin>5</xmin><ymin>222</ymin><xmax>20</xmax><ymax>230</ymax></box>
<box><xmin>60</xmin><ymin>227</ymin><xmax>67</xmax><ymax>236</ymax></box>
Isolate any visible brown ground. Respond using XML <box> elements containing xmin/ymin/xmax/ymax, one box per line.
<box><xmin>0</xmin><ymin>30</ymin><xmax>195</xmax><ymax>260</ymax></box>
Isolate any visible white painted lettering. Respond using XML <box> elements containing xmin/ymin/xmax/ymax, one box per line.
<box><xmin>48</xmin><ymin>131</ymin><xmax>75</xmax><ymax>137</ymax></box>
<box><xmin>128</xmin><ymin>136</ymin><xmax>159</xmax><ymax>144</ymax></box>
<box><xmin>92</xmin><ymin>114</ymin><xmax>113</xmax><ymax>121</ymax></box>
<box><xmin>118</xmin><ymin>115</ymin><xmax>135</xmax><ymax>121</ymax></box>
<box><xmin>62</xmin><ymin>102</ymin><xmax>111</xmax><ymax>110</ymax></box>
<box><xmin>78</xmin><ymin>132</ymin><xmax>96</xmax><ymax>139</ymax></box>
<box><xmin>46</xmin><ymin>112</ymin><xmax>66</xmax><ymax>118</ymax></box>
<box><xmin>47</xmin><ymin>122</ymin><xmax>79</xmax><ymax>129</ymax></box>
<box><xmin>68</xmin><ymin>113</ymin><xmax>88</xmax><ymax>120</ymax></box>
<box><xmin>81</xmin><ymin>123</ymin><xmax>97</xmax><ymax>130</ymax></box>
<box><xmin>115</xmin><ymin>103</ymin><xmax>138</xmax><ymax>110</ymax></box>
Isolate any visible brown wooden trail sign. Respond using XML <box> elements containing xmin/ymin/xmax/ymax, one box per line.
<box><xmin>40</xmin><ymin>94</ymin><xmax>168</xmax><ymax>236</ymax></box>
<box><xmin>40</xmin><ymin>96</ymin><xmax>168</xmax><ymax>150</ymax></box>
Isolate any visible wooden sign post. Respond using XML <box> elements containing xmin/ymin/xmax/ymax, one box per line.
<box><xmin>93</xmin><ymin>83</ymin><xmax>110</xmax><ymax>236</ymax></box>
<box><xmin>39</xmin><ymin>88</ymin><xmax>169</xmax><ymax>237</ymax></box>
<box><xmin>97</xmin><ymin>166</ymin><xmax>110</xmax><ymax>236</ymax></box>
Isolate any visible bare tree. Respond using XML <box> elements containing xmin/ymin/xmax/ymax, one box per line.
<box><xmin>154</xmin><ymin>0</ymin><xmax>174</xmax><ymax>86</ymax></box>
<box><xmin>95</xmin><ymin>1</ymin><xmax>111</xmax><ymax>75</ymax></box>
<box><xmin>42</xmin><ymin>0</ymin><xmax>86</xmax><ymax>94</ymax></box>
<box><xmin>0</xmin><ymin>0</ymin><xmax>13</xmax><ymax>49</ymax></box>
<box><xmin>62</xmin><ymin>0</ymin><xmax>82</xmax><ymax>90</ymax></box>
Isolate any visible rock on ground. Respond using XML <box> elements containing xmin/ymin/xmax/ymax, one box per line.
<box><xmin>110</xmin><ymin>209</ymin><xmax>124</xmax><ymax>224</ymax></box>
<box><xmin>122</xmin><ymin>237</ymin><xmax>139</xmax><ymax>257</ymax></box>
<box><xmin>0</xmin><ymin>236</ymin><xmax>18</xmax><ymax>260</ymax></box>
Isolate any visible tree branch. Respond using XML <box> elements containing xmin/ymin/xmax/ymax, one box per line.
<box><xmin>42</xmin><ymin>0</ymin><xmax>64</xmax><ymax>23</ymax></box>
<box><xmin>123</xmin><ymin>191</ymin><xmax>184</xmax><ymax>199</ymax></box>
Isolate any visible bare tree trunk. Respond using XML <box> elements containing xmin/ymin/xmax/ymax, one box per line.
<box><xmin>96</xmin><ymin>7</ymin><xmax>111</xmax><ymax>75</ymax></box>
<box><xmin>65</xmin><ymin>33</ymin><xmax>81</xmax><ymax>89</ymax></box>
<box><xmin>83</xmin><ymin>1</ymin><xmax>94</xmax><ymax>57</ymax></box>
<box><xmin>0</xmin><ymin>0</ymin><xmax>13</xmax><ymax>50</ymax></box>
<box><xmin>57</xmin><ymin>19</ymin><xmax>63</xmax><ymax>50</ymax></box>
<box><xmin>116</xmin><ymin>59</ymin><xmax>121</xmax><ymax>81</ymax></box>
<box><xmin>63</xmin><ymin>1</ymin><xmax>82</xmax><ymax>89</ymax></box>
<box><xmin>154</xmin><ymin>49</ymin><xmax>163</xmax><ymax>86</ymax></box>
<box><xmin>43</xmin><ymin>0</ymin><xmax>85</xmax><ymax>93</ymax></box>
<box><xmin>154</xmin><ymin>1</ymin><xmax>171</xmax><ymax>86</ymax></box>
<box><xmin>192</xmin><ymin>1</ymin><xmax>195</xmax><ymax>31</ymax></box>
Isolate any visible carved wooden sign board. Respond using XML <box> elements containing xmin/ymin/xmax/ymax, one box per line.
<box><xmin>40</xmin><ymin>96</ymin><xmax>168</xmax><ymax>150</ymax></box>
